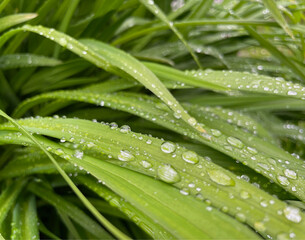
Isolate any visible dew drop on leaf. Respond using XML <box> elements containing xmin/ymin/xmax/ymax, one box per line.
<box><xmin>254</xmin><ymin>221</ymin><xmax>266</xmax><ymax>232</ymax></box>
<box><xmin>120</xmin><ymin>125</ymin><xmax>131</xmax><ymax>133</ymax></box>
<box><xmin>74</xmin><ymin>150</ymin><xmax>84</xmax><ymax>159</ymax></box>
<box><xmin>227</xmin><ymin>136</ymin><xmax>244</xmax><ymax>148</ymax></box>
<box><xmin>211</xmin><ymin>129</ymin><xmax>222</xmax><ymax>137</ymax></box>
<box><xmin>277</xmin><ymin>175</ymin><xmax>290</xmax><ymax>186</ymax></box>
<box><xmin>118</xmin><ymin>150</ymin><xmax>135</xmax><ymax>161</ymax></box>
<box><xmin>157</xmin><ymin>164</ymin><xmax>180</xmax><ymax>183</ymax></box>
<box><xmin>140</xmin><ymin>160</ymin><xmax>152</xmax><ymax>169</ymax></box>
<box><xmin>277</xmin><ymin>233</ymin><xmax>290</xmax><ymax>240</ymax></box>
<box><xmin>207</xmin><ymin>169</ymin><xmax>235</xmax><ymax>186</ymax></box>
<box><xmin>283</xmin><ymin>206</ymin><xmax>302</xmax><ymax>223</ymax></box>
<box><xmin>284</xmin><ymin>169</ymin><xmax>297</xmax><ymax>179</ymax></box>
<box><xmin>236</xmin><ymin>213</ymin><xmax>246</xmax><ymax>222</ymax></box>
<box><xmin>240</xmin><ymin>190</ymin><xmax>251</xmax><ymax>199</ymax></box>
<box><xmin>161</xmin><ymin>141</ymin><xmax>176</xmax><ymax>153</ymax></box>
<box><xmin>182</xmin><ymin>151</ymin><xmax>199</xmax><ymax>164</ymax></box>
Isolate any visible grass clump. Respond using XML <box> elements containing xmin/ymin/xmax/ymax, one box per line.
<box><xmin>0</xmin><ymin>0</ymin><xmax>305</xmax><ymax>239</ymax></box>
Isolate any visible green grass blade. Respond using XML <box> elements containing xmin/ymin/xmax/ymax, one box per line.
<box><xmin>0</xmin><ymin>179</ymin><xmax>27</xmax><ymax>225</ymax></box>
<box><xmin>262</xmin><ymin>0</ymin><xmax>294</xmax><ymax>39</ymax></box>
<box><xmin>139</xmin><ymin>0</ymin><xmax>202</xmax><ymax>69</ymax></box>
<box><xmin>20</xmin><ymin>195</ymin><xmax>39</xmax><ymax>240</ymax></box>
<box><xmin>0</xmin><ymin>24</ymin><xmax>206</xmax><ymax>134</ymax></box>
<box><xmin>0</xmin><ymin>54</ymin><xmax>62</xmax><ymax>69</ymax></box>
<box><xmin>1</xmin><ymin>118</ymin><xmax>304</xmax><ymax>238</ymax></box>
<box><xmin>0</xmin><ymin>14</ymin><xmax>37</xmax><ymax>33</ymax></box>
<box><xmin>0</xmin><ymin>109</ymin><xmax>130</xmax><ymax>240</ymax></box>
<box><xmin>28</xmin><ymin>182</ymin><xmax>112</xmax><ymax>239</ymax></box>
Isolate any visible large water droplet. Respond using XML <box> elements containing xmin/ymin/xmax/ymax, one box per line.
<box><xmin>118</xmin><ymin>150</ymin><xmax>135</xmax><ymax>161</ymax></box>
<box><xmin>284</xmin><ymin>169</ymin><xmax>297</xmax><ymax>179</ymax></box>
<box><xmin>182</xmin><ymin>151</ymin><xmax>199</xmax><ymax>164</ymax></box>
<box><xmin>277</xmin><ymin>233</ymin><xmax>290</xmax><ymax>240</ymax></box>
<box><xmin>240</xmin><ymin>190</ymin><xmax>251</xmax><ymax>199</ymax></box>
<box><xmin>227</xmin><ymin>136</ymin><xmax>244</xmax><ymax>149</ymax></box>
<box><xmin>120</xmin><ymin>125</ymin><xmax>131</xmax><ymax>133</ymax></box>
<box><xmin>277</xmin><ymin>175</ymin><xmax>290</xmax><ymax>186</ymax></box>
<box><xmin>157</xmin><ymin>164</ymin><xmax>180</xmax><ymax>183</ymax></box>
<box><xmin>283</xmin><ymin>206</ymin><xmax>302</xmax><ymax>223</ymax></box>
<box><xmin>161</xmin><ymin>142</ymin><xmax>176</xmax><ymax>153</ymax></box>
<box><xmin>140</xmin><ymin>160</ymin><xmax>152</xmax><ymax>169</ymax></box>
<box><xmin>74</xmin><ymin>150</ymin><xmax>83</xmax><ymax>159</ymax></box>
<box><xmin>287</xmin><ymin>90</ymin><xmax>297</xmax><ymax>96</ymax></box>
<box><xmin>236</xmin><ymin>213</ymin><xmax>246</xmax><ymax>222</ymax></box>
<box><xmin>207</xmin><ymin>169</ymin><xmax>235</xmax><ymax>186</ymax></box>
<box><xmin>254</xmin><ymin>221</ymin><xmax>266</xmax><ymax>232</ymax></box>
<box><xmin>211</xmin><ymin>129</ymin><xmax>222</xmax><ymax>137</ymax></box>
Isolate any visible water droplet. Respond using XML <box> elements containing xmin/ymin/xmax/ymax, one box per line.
<box><xmin>260</xmin><ymin>200</ymin><xmax>268</xmax><ymax>207</ymax></box>
<box><xmin>55</xmin><ymin>148</ymin><xmax>64</xmax><ymax>156</ymax></box>
<box><xmin>74</xmin><ymin>150</ymin><xmax>83</xmax><ymax>159</ymax></box>
<box><xmin>140</xmin><ymin>160</ymin><xmax>152</xmax><ymax>168</ymax></box>
<box><xmin>287</xmin><ymin>91</ymin><xmax>297</xmax><ymax>96</ymax></box>
<box><xmin>277</xmin><ymin>233</ymin><xmax>290</xmax><ymax>240</ymax></box>
<box><xmin>161</xmin><ymin>142</ymin><xmax>176</xmax><ymax>153</ymax></box>
<box><xmin>211</xmin><ymin>129</ymin><xmax>222</xmax><ymax>137</ymax></box>
<box><xmin>207</xmin><ymin>169</ymin><xmax>235</xmax><ymax>186</ymax></box>
<box><xmin>110</xmin><ymin>122</ymin><xmax>118</xmax><ymax>129</ymax></box>
<box><xmin>182</xmin><ymin>151</ymin><xmax>199</xmax><ymax>164</ymax></box>
<box><xmin>180</xmin><ymin>188</ymin><xmax>189</xmax><ymax>195</ymax></box>
<box><xmin>236</xmin><ymin>213</ymin><xmax>246</xmax><ymax>222</ymax></box>
<box><xmin>146</xmin><ymin>139</ymin><xmax>152</xmax><ymax>144</ymax></box>
<box><xmin>254</xmin><ymin>221</ymin><xmax>266</xmax><ymax>232</ymax></box>
<box><xmin>188</xmin><ymin>117</ymin><xmax>197</xmax><ymax>126</ymax></box>
<box><xmin>283</xmin><ymin>206</ymin><xmax>302</xmax><ymax>223</ymax></box>
<box><xmin>240</xmin><ymin>190</ymin><xmax>251</xmax><ymax>199</ymax></box>
<box><xmin>59</xmin><ymin>38</ymin><xmax>67</xmax><ymax>46</ymax></box>
<box><xmin>284</xmin><ymin>169</ymin><xmax>297</xmax><ymax>179</ymax></box>
<box><xmin>277</xmin><ymin>175</ymin><xmax>290</xmax><ymax>186</ymax></box>
<box><xmin>157</xmin><ymin>164</ymin><xmax>180</xmax><ymax>183</ymax></box>
<box><xmin>247</xmin><ymin>146</ymin><xmax>258</xmax><ymax>154</ymax></box>
<box><xmin>118</xmin><ymin>150</ymin><xmax>135</xmax><ymax>161</ymax></box>
<box><xmin>227</xmin><ymin>136</ymin><xmax>244</xmax><ymax>149</ymax></box>
<box><xmin>120</xmin><ymin>125</ymin><xmax>131</xmax><ymax>133</ymax></box>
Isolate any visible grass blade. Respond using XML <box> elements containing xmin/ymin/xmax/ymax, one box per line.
<box><xmin>262</xmin><ymin>0</ymin><xmax>294</xmax><ymax>39</ymax></box>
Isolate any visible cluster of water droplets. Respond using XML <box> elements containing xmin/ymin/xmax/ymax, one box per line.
<box><xmin>185</xmin><ymin>69</ymin><xmax>305</xmax><ymax>99</ymax></box>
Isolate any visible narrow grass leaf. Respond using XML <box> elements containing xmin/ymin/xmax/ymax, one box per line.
<box><xmin>262</xmin><ymin>0</ymin><xmax>294</xmax><ymax>39</ymax></box>
<box><xmin>0</xmin><ymin>54</ymin><xmax>62</xmax><ymax>69</ymax></box>
<box><xmin>0</xmin><ymin>14</ymin><xmax>37</xmax><ymax>33</ymax></box>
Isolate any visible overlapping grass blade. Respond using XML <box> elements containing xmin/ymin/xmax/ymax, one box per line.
<box><xmin>0</xmin><ymin>118</ymin><xmax>304</xmax><ymax>238</ymax></box>
<box><xmin>0</xmin><ymin>130</ymin><xmax>260</xmax><ymax>239</ymax></box>
<box><xmin>12</xmin><ymin>91</ymin><xmax>305</xmax><ymax>201</ymax></box>
<box><xmin>0</xmin><ymin>14</ymin><xmax>37</xmax><ymax>33</ymax></box>
<box><xmin>0</xmin><ymin>54</ymin><xmax>61</xmax><ymax>69</ymax></box>
<box><xmin>262</xmin><ymin>0</ymin><xmax>294</xmax><ymax>39</ymax></box>
<box><xmin>0</xmin><ymin>24</ymin><xmax>206</xmax><ymax>133</ymax></box>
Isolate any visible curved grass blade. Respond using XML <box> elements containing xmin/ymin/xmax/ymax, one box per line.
<box><xmin>0</xmin><ymin>54</ymin><xmax>61</xmax><ymax>69</ymax></box>
<box><xmin>0</xmin><ymin>109</ymin><xmax>130</xmax><ymax>240</ymax></box>
<box><xmin>0</xmin><ymin>179</ymin><xmax>27</xmax><ymax>225</ymax></box>
<box><xmin>262</xmin><ymin>0</ymin><xmax>294</xmax><ymax>39</ymax></box>
<box><xmin>145</xmin><ymin>62</ymin><xmax>305</xmax><ymax>100</ymax></box>
<box><xmin>19</xmin><ymin>194</ymin><xmax>39</xmax><ymax>240</ymax></box>
<box><xmin>1</xmin><ymin>118</ymin><xmax>304</xmax><ymax>238</ymax></box>
<box><xmin>12</xmin><ymin>91</ymin><xmax>305</xmax><ymax>201</ymax></box>
<box><xmin>112</xmin><ymin>19</ymin><xmax>277</xmax><ymax>46</ymax></box>
<box><xmin>77</xmin><ymin>175</ymin><xmax>176</xmax><ymax>239</ymax></box>
<box><xmin>139</xmin><ymin>0</ymin><xmax>202</xmax><ymax>69</ymax></box>
<box><xmin>0</xmin><ymin>24</ymin><xmax>207</xmax><ymax>133</ymax></box>
<box><xmin>0</xmin><ymin>14</ymin><xmax>37</xmax><ymax>33</ymax></box>
<box><xmin>28</xmin><ymin>137</ymin><xmax>260</xmax><ymax>239</ymax></box>
<box><xmin>28</xmin><ymin>182</ymin><xmax>112</xmax><ymax>239</ymax></box>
